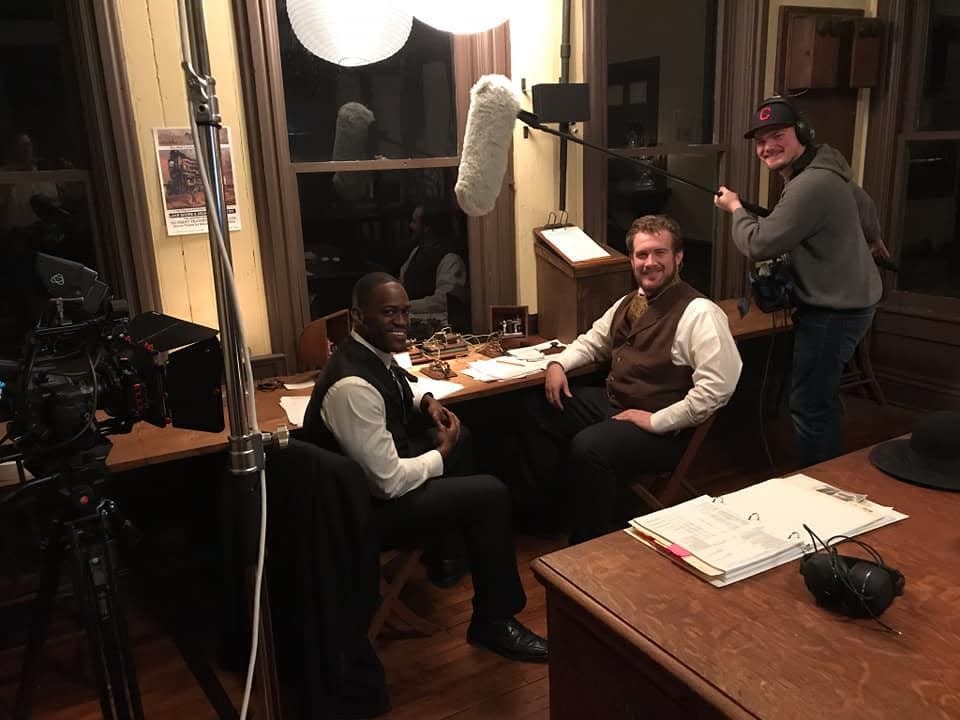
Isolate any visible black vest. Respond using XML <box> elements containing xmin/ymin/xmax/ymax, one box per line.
<box><xmin>302</xmin><ymin>337</ymin><xmax>417</xmax><ymax>457</ymax></box>
<box><xmin>402</xmin><ymin>243</ymin><xmax>451</xmax><ymax>301</ymax></box>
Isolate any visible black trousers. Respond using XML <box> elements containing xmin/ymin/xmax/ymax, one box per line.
<box><xmin>373</xmin><ymin>429</ymin><xmax>526</xmax><ymax>621</ymax></box>
<box><xmin>522</xmin><ymin>385</ymin><xmax>690</xmax><ymax>544</ymax></box>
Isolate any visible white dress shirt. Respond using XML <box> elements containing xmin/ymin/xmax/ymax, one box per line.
<box><xmin>399</xmin><ymin>247</ymin><xmax>468</xmax><ymax>317</ymax></box>
<box><xmin>551</xmin><ymin>291</ymin><xmax>742</xmax><ymax>434</ymax></box>
<box><xmin>320</xmin><ymin>332</ymin><xmax>442</xmax><ymax>500</ymax></box>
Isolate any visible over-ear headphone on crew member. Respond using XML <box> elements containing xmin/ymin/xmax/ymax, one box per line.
<box><xmin>799</xmin><ymin>524</ymin><xmax>905</xmax><ymax>631</ymax></box>
<box><xmin>744</xmin><ymin>95</ymin><xmax>816</xmax><ymax>146</ymax></box>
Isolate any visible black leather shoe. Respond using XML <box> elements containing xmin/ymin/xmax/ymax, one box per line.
<box><xmin>425</xmin><ymin>556</ymin><xmax>468</xmax><ymax>588</ymax></box>
<box><xmin>467</xmin><ymin>617</ymin><xmax>548</xmax><ymax>663</ymax></box>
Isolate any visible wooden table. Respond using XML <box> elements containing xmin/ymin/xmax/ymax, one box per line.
<box><xmin>532</xmin><ymin>445</ymin><xmax>960</xmax><ymax>720</ymax></box>
<box><xmin>8</xmin><ymin>299</ymin><xmax>784</xmax><ymax>474</ymax></box>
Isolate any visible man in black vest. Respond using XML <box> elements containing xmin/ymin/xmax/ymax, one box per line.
<box><xmin>399</xmin><ymin>204</ymin><xmax>467</xmax><ymax>333</ymax></box>
<box><xmin>302</xmin><ymin>272</ymin><xmax>547</xmax><ymax>663</ymax></box>
<box><xmin>523</xmin><ymin>215</ymin><xmax>742</xmax><ymax>543</ymax></box>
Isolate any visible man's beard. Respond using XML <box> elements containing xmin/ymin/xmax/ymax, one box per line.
<box><xmin>640</xmin><ymin>265</ymin><xmax>680</xmax><ymax>299</ymax></box>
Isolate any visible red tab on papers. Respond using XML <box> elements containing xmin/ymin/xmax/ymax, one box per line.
<box><xmin>667</xmin><ymin>544</ymin><xmax>691</xmax><ymax>558</ymax></box>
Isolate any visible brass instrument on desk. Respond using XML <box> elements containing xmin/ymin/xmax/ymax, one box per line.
<box><xmin>421</xmin><ymin>331</ymin><xmax>469</xmax><ymax>357</ymax></box>
<box><xmin>422</xmin><ymin>358</ymin><xmax>457</xmax><ymax>380</ymax></box>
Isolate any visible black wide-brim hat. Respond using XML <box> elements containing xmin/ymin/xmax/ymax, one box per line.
<box><xmin>869</xmin><ymin>411</ymin><xmax>960</xmax><ymax>491</ymax></box>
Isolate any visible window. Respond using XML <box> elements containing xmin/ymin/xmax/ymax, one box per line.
<box><xmin>275</xmin><ymin>6</ymin><xmax>469</xmax><ymax>335</ymax></box>
<box><xmin>919</xmin><ymin>0</ymin><xmax>960</xmax><ymax>131</ymax></box>
<box><xmin>0</xmin><ymin>2</ymin><xmax>101</xmax><ymax>354</ymax></box>
<box><xmin>235</xmin><ymin>0</ymin><xmax>514</xmax><ymax>367</ymax></box>
<box><xmin>586</xmin><ymin>0</ymin><xmax>721</xmax><ymax>297</ymax></box>
<box><xmin>890</xmin><ymin>0</ymin><xmax>960</xmax><ymax>303</ymax></box>
<box><xmin>279</xmin><ymin>16</ymin><xmax>458</xmax><ymax>162</ymax></box>
<box><xmin>0</xmin><ymin>1</ymin><xmax>156</xmax><ymax>356</ymax></box>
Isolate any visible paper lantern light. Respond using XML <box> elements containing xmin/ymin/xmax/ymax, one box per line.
<box><xmin>287</xmin><ymin>0</ymin><xmax>413</xmax><ymax>67</ymax></box>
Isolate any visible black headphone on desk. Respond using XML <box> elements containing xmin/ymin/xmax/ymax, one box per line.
<box><xmin>799</xmin><ymin>525</ymin><xmax>905</xmax><ymax>630</ymax></box>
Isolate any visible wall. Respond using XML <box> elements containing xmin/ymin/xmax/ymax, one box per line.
<box><xmin>116</xmin><ymin>0</ymin><xmax>271</xmax><ymax>354</ymax></box>
<box><xmin>759</xmin><ymin>0</ymin><xmax>877</xmax><ymax>206</ymax></box>
<box><xmin>509</xmin><ymin>1</ymin><xmax>585</xmax><ymax>313</ymax></box>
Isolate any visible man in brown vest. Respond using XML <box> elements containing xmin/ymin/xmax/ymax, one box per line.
<box><xmin>524</xmin><ymin>215</ymin><xmax>742</xmax><ymax>543</ymax></box>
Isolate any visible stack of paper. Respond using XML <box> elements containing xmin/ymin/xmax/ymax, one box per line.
<box><xmin>461</xmin><ymin>357</ymin><xmax>548</xmax><ymax>382</ymax></box>
<box><xmin>626</xmin><ymin>474</ymin><xmax>908</xmax><ymax>587</ymax></box>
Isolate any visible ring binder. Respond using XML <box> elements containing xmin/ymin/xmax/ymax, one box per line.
<box><xmin>625</xmin><ymin>474</ymin><xmax>909</xmax><ymax>588</ymax></box>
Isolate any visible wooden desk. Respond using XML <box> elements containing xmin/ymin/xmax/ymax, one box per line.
<box><xmin>717</xmin><ymin>297</ymin><xmax>791</xmax><ymax>342</ymax></box>
<box><xmin>18</xmin><ymin>299</ymin><xmax>785</xmax><ymax>473</ymax></box>
<box><xmin>532</xmin><ymin>445</ymin><xmax>960</xmax><ymax>720</ymax></box>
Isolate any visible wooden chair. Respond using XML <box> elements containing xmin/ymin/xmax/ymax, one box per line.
<box><xmin>296</xmin><ymin>308</ymin><xmax>351</xmax><ymax>371</ymax></box>
<box><xmin>367</xmin><ymin>548</ymin><xmax>439</xmax><ymax>643</ymax></box>
<box><xmin>629</xmin><ymin>414</ymin><xmax>717</xmax><ymax>510</ymax></box>
<box><xmin>840</xmin><ymin>330</ymin><xmax>885</xmax><ymax>405</ymax></box>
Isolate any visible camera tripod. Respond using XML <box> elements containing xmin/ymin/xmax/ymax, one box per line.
<box><xmin>11</xmin><ymin>464</ymin><xmax>143</xmax><ymax>720</ymax></box>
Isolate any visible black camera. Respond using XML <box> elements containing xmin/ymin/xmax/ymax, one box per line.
<box><xmin>0</xmin><ymin>253</ymin><xmax>225</xmax><ymax>478</ymax></box>
<box><xmin>738</xmin><ymin>254</ymin><xmax>794</xmax><ymax>318</ymax></box>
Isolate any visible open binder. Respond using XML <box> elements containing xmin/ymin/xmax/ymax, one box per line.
<box><xmin>626</xmin><ymin>474</ymin><xmax>908</xmax><ymax>587</ymax></box>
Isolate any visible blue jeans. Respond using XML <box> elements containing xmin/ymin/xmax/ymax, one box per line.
<box><xmin>790</xmin><ymin>304</ymin><xmax>875</xmax><ymax>467</ymax></box>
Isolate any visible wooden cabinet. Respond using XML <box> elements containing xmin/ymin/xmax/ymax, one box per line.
<box><xmin>533</xmin><ymin>226</ymin><xmax>633</xmax><ymax>342</ymax></box>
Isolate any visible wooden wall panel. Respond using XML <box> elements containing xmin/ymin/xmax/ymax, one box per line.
<box><xmin>873</xmin><ymin>308</ymin><xmax>960</xmax><ymax>410</ymax></box>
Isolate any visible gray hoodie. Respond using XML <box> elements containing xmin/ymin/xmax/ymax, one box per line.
<box><xmin>731</xmin><ymin>144</ymin><xmax>882</xmax><ymax>310</ymax></box>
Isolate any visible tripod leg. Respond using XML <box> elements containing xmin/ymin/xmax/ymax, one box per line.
<box><xmin>71</xmin><ymin>517</ymin><xmax>145</xmax><ymax>720</ymax></box>
<box><xmin>13</xmin><ymin>527</ymin><xmax>66</xmax><ymax>720</ymax></box>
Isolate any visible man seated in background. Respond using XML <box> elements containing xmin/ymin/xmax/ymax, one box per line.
<box><xmin>399</xmin><ymin>203</ymin><xmax>467</xmax><ymax>335</ymax></box>
<box><xmin>523</xmin><ymin>215</ymin><xmax>742</xmax><ymax>543</ymax></box>
<box><xmin>302</xmin><ymin>272</ymin><xmax>547</xmax><ymax>663</ymax></box>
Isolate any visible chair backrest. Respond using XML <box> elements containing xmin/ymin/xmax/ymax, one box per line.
<box><xmin>631</xmin><ymin>413</ymin><xmax>717</xmax><ymax>510</ymax></box>
<box><xmin>297</xmin><ymin>308</ymin><xmax>351</xmax><ymax>371</ymax></box>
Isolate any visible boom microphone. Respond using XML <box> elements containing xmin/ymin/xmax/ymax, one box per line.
<box><xmin>455</xmin><ymin>74</ymin><xmax>773</xmax><ymax>217</ymax></box>
<box><xmin>455</xmin><ymin>75</ymin><xmax>520</xmax><ymax>216</ymax></box>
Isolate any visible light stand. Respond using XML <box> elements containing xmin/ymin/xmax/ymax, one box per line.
<box><xmin>179</xmin><ymin>1</ymin><xmax>286</xmax><ymax>719</ymax></box>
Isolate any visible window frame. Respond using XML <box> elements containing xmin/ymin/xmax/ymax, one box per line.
<box><xmin>233</xmin><ymin>0</ymin><xmax>516</xmax><ymax>370</ymax></box>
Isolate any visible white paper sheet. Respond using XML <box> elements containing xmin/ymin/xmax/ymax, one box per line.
<box><xmin>279</xmin><ymin>396</ymin><xmax>311</xmax><ymax>426</ymax></box>
<box><xmin>412</xmin><ymin>375</ymin><xmax>464</xmax><ymax>399</ymax></box>
<box><xmin>540</xmin><ymin>226</ymin><xmax>609</xmax><ymax>263</ymax></box>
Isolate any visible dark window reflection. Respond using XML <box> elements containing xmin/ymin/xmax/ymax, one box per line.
<box><xmin>606</xmin><ymin>154</ymin><xmax>717</xmax><ymax>296</ymax></box>
<box><xmin>276</xmin><ymin>2</ymin><xmax>457</xmax><ymax>162</ymax></box>
<box><xmin>898</xmin><ymin>141</ymin><xmax>960</xmax><ymax>299</ymax></box>
<box><xmin>606</xmin><ymin>0</ymin><xmax>717</xmax><ymax>146</ymax></box>
<box><xmin>0</xmin><ymin>0</ymin><xmax>100</xmax><ymax>354</ymax></box>
<box><xmin>920</xmin><ymin>1</ymin><xmax>960</xmax><ymax>131</ymax></box>
<box><xmin>299</xmin><ymin>168</ymin><xmax>470</xmax><ymax>335</ymax></box>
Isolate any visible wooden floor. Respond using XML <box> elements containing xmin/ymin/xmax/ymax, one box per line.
<box><xmin>0</xmin><ymin>395</ymin><xmax>921</xmax><ymax>720</ymax></box>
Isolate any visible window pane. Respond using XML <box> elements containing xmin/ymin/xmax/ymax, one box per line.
<box><xmin>606</xmin><ymin>0</ymin><xmax>717</xmax><ymax>146</ymax></box>
<box><xmin>276</xmin><ymin>5</ymin><xmax>457</xmax><ymax>162</ymax></box>
<box><xmin>919</xmin><ymin>1</ymin><xmax>960</xmax><ymax>130</ymax></box>
<box><xmin>897</xmin><ymin>141</ymin><xmax>960</xmax><ymax>298</ymax></box>
<box><xmin>606</xmin><ymin>153</ymin><xmax>718</xmax><ymax>296</ymax></box>
<box><xmin>298</xmin><ymin>167</ymin><xmax>470</xmax><ymax>335</ymax></box>
<box><xmin>1</xmin><ymin>1</ymin><xmax>106</xmax><ymax>353</ymax></box>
